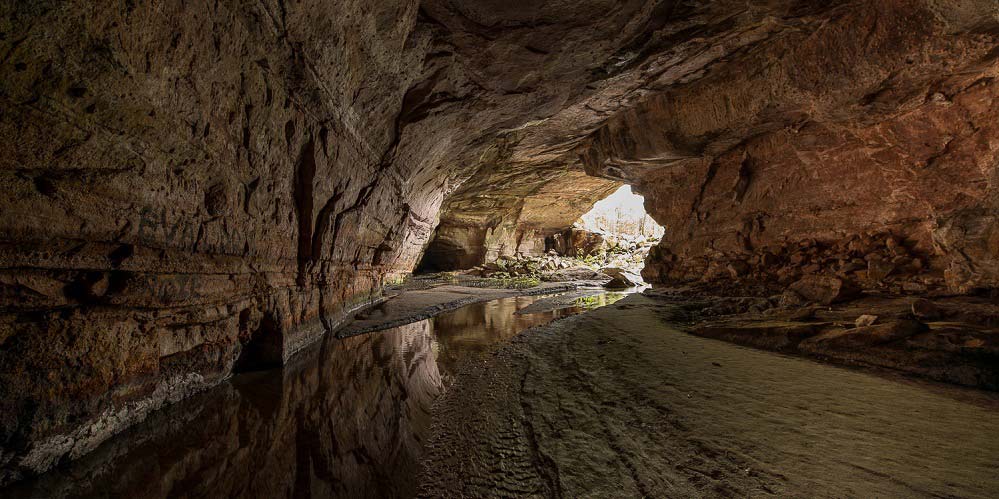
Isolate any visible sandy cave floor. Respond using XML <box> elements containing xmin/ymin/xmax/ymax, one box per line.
<box><xmin>417</xmin><ymin>294</ymin><xmax>999</xmax><ymax>498</ymax></box>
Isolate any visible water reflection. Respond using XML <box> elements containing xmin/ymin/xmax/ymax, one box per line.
<box><xmin>8</xmin><ymin>293</ymin><xmax>616</xmax><ymax>498</ymax></box>
<box><xmin>430</xmin><ymin>294</ymin><xmax>618</xmax><ymax>382</ymax></box>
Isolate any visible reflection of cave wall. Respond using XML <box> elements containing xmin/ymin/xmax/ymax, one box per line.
<box><xmin>8</xmin><ymin>321</ymin><xmax>442</xmax><ymax>498</ymax></box>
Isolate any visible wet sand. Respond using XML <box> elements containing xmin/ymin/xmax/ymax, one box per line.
<box><xmin>420</xmin><ymin>294</ymin><xmax>999</xmax><ymax>498</ymax></box>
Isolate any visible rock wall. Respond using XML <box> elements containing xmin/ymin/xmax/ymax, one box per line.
<box><xmin>0</xmin><ymin>0</ymin><xmax>706</xmax><ymax>483</ymax></box>
<box><xmin>2</xmin><ymin>0</ymin><xmax>999</xmax><ymax>485</ymax></box>
<box><xmin>574</xmin><ymin>0</ymin><xmax>999</xmax><ymax>296</ymax></box>
<box><xmin>0</xmin><ymin>0</ymin><xmax>449</xmax><ymax>483</ymax></box>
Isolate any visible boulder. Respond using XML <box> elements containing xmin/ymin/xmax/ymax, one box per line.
<box><xmin>854</xmin><ymin>314</ymin><xmax>878</xmax><ymax>328</ymax></box>
<box><xmin>789</xmin><ymin>306</ymin><xmax>819</xmax><ymax>321</ymax></box>
<box><xmin>911</xmin><ymin>298</ymin><xmax>941</xmax><ymax>320</ymax></box>
<box><xmin>777</xmin><ymin>289</ymin><xmax>806</xmax><ymax>308</ymax></box>
<box><xmin>552</xmin><ymin>227</ymin><xmax>606</xmax><ymax>257</ymax></box>
<box><xmin>867</xmin><ymin>259</ymin><xmax>895</xmax><ymax>283</ymax></box>
<box><xmin>787</xmin><ymin>275</ymin><xmax>862</xmax><ymax>305</ymax></box>
<box><xmin>600</xmin><ymin>267</ymin><xmax>643</xmax><ymax>288</ymax></box>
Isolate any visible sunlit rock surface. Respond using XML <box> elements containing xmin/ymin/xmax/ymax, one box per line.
<box><xmin>2</xmin><ymin>0</ymin><xmax>998</xmax><ymax>482</ymax></box>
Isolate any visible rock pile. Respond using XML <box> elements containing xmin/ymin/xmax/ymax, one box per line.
<box><xmin>465</xmin><ymin>254</ymin><xmax>567</xmax><ymax>279</ymax></box>
<box><xmin>646</xmin><ymin>232</ymin><xmax>943</xmax><ymax>298</ymax></box>
<box><xmin>464</xmin><ymin>243</ymin><xmax>652</xmax><ymax>286</ymax></box>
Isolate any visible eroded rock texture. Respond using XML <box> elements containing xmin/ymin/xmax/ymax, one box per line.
<box><xmin>620</xmin><ymin>2</ymin><xmax>999</xmax><ymax>295</ymax></box>
<box><xmin>420</xmin><ymin>171</ymin><xmax>618</xmax><ymax>270</ymax></box>
<box><xmin>1</xmin><ymin>0</ymin><xmax>441</xmax><ymax>483</ymax></box>
<box><xmin>1</xmin><ymin>0</ymin><xmax>998</xmax><ymax>484</ymax></box>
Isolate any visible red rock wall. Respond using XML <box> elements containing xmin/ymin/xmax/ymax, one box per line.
<box><xmin>422</xmin><ymin>170</ymin><xmax>618</xmax><ymax>270</ymax></box>
<box><xmin>0</xmin><ymin>0</ymin><xmax>443</xmax><ymax>483</ymax></box>
<box><xmin>0</xmin><ymin>0</ymin><xmax>688</xmax><ymax>482</ymax></box>
<box><xmin>574</xmin><ymin>0</ymin><xmax>999</xmax><ymax>295</ymax></box>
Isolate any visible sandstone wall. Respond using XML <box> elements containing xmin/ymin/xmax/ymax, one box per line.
<box><xmin>421</xmin><ymin>169</ymin><xmax>618</xmax><ymax>270</ymax></box>
<box><xmin>572</xmin><ymin>0</ymin><xmax>999</xmax><ymax>296</ymax></box>
<box><xmin>0</xmin><ymin>0</ymin><xmax>452</xmax><ymax>483</ymax></box>
<box><xmin>0</xmin><ymin>0</ymin><xmax>696</xmax><ymax>482</ymax></box>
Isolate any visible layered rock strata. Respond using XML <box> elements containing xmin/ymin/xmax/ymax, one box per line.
<box><xmin>624</xmin><ymin>2</ymin><xmax>999</xmax><ymax>295</ymax></box>
<box><xmin>1</xmin><ymin>0</ymin><xmax>438</xmax><ymax>482</ymax></box>
<box><xmin>420</xmin><ymin>170</ymin><xmax>618</xmax><ymax>270</ymax></box>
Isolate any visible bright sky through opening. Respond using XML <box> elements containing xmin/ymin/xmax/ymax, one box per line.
<box><xmin>578</xmin><ymin>185</ymin><xmax>664</xmax><ymax>238</ymax></box>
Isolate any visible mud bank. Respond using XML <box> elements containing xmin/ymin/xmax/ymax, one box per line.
<box><xmin>645</xmin><ymin>288</ymin><xmax>999</xmax><ymax>391</ymax></box>
<box><xmin>419</xmin><ymin>294</ymin><xmax>999</xmax><ymax>498</ymax></box>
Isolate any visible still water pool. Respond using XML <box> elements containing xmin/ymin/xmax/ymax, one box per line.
<box><xmin>9</xmin><ymin>292</ymin><xmax>626</xmax><ymax>498</ymax></box>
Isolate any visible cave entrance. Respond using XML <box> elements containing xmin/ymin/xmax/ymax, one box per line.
<box><xmin>577</xmin><ymin>185</ymin><xmax>663</xmax><ymax>239</ymax></box>
<box><xmin>417</xmin><ymin>181</ymin><xmax>665</xmax><ymax>277</ymax></box>
<box><xmin>547</xmin><ymin>185</ymin><xmax>663</xmax><ymax>273</ymax></box>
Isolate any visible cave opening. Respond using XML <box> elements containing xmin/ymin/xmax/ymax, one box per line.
<box><xmin>417</xmin><ymin>183</ymin><xmax>664</xmax><ymax>277</ymax></box>
<box><xmin>414</xmin><ymin>180</ymin><xmax>663</xmax><ymax>288</ymax></box>
<box><xmin>578</xmin><ymin>186</ymin><xmax>663</xmax><ymax>240</ymax></box>
<box><xmin>558</xmin><ymin>184</ymin><xmax>664</xmax><ymax>273</ymax></box>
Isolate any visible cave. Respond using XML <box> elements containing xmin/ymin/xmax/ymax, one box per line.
<box><xmin>2</xmin><ymin>1</ymin><xmax>999</xmax><ymax>496</ymax></box>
